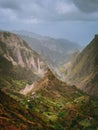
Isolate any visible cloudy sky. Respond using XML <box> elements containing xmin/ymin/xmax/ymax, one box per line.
<box><xmin>0</xmin><ymin>0</ymin><xmax>98</xmax><ymax>45</ymax></box>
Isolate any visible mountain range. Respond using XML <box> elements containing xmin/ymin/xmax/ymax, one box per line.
<box><xmin>0</xmin><ymin>31</ymin><xmax>98</xmax><ymax>130</ymax></box>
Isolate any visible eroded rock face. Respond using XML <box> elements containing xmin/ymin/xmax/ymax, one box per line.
<box><xmin>0</xmin><ymin>32</ymin><xmax>47</xmax><ymax>77</ymax></box>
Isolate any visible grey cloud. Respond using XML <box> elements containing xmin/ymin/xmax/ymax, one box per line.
<box><xmin>72</xmin><ymin>0</ymin><xmax>98</xmax><ymax>13</ymax></box>
<box><xmin>0</xmin><ymin>0</ymin><xmax>21</xmax><ymax>10</ymax></box>
<box><xmin>0</xmin><ymin>0</ymin><xmax>98</xmax><ymax>22</ymax></box>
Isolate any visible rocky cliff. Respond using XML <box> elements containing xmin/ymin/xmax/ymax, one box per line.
<box><xmin>0</xmin><ymin>31</ymin><xmax>47</xmax><ymax>96</ymax></box>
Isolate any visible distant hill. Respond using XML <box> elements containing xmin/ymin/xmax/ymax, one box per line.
<box><xmin>14</xmin><ymin>30</ymin><xmax>81</xmax><ymax>67</ymax></box>
<box><xmin>14</xmin><ymin>30</ymin><xmax>42</xmax><ymax>38</ymax></box>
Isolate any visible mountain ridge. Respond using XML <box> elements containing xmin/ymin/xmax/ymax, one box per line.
<box><xmin>65</xmin><ymin>34</ymin><xmax>98</xmax><ymax>98</ymax></box>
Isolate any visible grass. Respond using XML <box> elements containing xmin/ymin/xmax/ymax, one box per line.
<box><xmin>79</xmin><ymin>119</ymin><xmax>91</xmax><ymax>127</ymax></box>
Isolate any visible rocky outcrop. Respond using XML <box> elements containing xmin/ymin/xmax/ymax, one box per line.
<box><xmin>0</xmin><ymin>32</ymin><xmax>47</xmax><ymax>77</ymax></box>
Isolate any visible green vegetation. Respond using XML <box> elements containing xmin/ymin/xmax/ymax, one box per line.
<box><xmin>20</xmin><ymin>91</ymin><xmax>98</xmax><ymax>130</ymax></box>
<box><xmin>18</xmin><ymin>70</ymin><xmax>98</xmax><ymax>130</ymax></box>
<box><xmin>3</xmin><ymin>32</ymin><xmax>10</xmax><ymax>39</ymax></box>
<box><xmin>0</xmin><ymin>90</ymin><xmax>47</xmax><ymax>130</ymax></box>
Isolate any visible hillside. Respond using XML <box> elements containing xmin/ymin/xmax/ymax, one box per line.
<box><xmin>66</xmin><ymin>35</ymin><xmax>98</xmax><ymax>97</ymax></box>
<box><xmin>0</xmin><ymin>90</ymin><xmax>47</xmax><ymax>130</ymax></box>
<box><xmin>20</xmin><ymin>69</ymin><xmax>98</xmax><ymax>130</ymax></box>
<box><xmin>0</xmin><ymin>68</ymin><xmax>98</xmax><ymax>130</ymax></box>
<box><xmin>0</xmin><ymin>31</ymin><xmax>47</xmax><ymax>97</ymax></box>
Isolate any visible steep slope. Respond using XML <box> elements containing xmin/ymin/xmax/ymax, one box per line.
<box><xmin>67</xmin><ymin>35</ymin><xmax>98</xmax><ymax>97</ymax></box>
<box><xmin>0</xmin><ymin>31</ymin><xmax>47</xmax><ymax>97</ymax></box>
<box><xmin>15</xmin><ymin>31</ymin><xmax>81</xmax><ymax>67</ymax></box>
<box><xmin>58</xmin><ymin>50</ymin><xmax>80</xmax><ymax>80</ymax></box>
<box><xmin>0</xmin><ymin>90</ymin><xmax>48</xmax><ymax>130</ymax></box>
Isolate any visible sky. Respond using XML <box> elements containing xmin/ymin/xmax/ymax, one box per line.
<box><xmin>0</xmin><ymin>0</ymin><xmax>98</xmax><ymax>45</ymax></box>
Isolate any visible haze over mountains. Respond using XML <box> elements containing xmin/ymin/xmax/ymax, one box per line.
<box><xmin>0</xmin><ymin>31</ymin><xmax>98</xmax><ymax>130</ymax></box>
<box><xmin>14</xmin><ymin>30</ymin><xmax>81</xmax><ymax>68</ymax></box>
